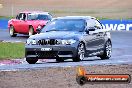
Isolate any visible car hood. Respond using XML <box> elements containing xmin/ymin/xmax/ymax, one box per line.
<box><xmin>30</xmin><ymin>31</ymin><xmax>82</xmax><ymax>40</ymax></box>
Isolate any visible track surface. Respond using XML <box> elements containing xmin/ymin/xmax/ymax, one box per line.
<box><xmin>0</xmin><ymin>30</ymin><xmax>132</xmax><ymax>71</ymax></box>
<box><xmin>0</xmin><ymin>30</ymin><xmax>28</xmax><ymax>42</ymax></box>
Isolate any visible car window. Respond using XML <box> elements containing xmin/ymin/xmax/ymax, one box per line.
<box><xmin>16</xmin><ymin>13</ymin><xmax>26</xmax><ymax>20</ymax></box>
<box><xmin>28</xmin><ymin>14</ymin><xmax>51</xmax><ymax>20</ymax></box>
<box><xmin>41</xmin><ymin>19</ymin><xmax>85</xmax><ymax>32</ymax></box>
<box><xmin>16</xmin><ymin>15</ymin><xmax>19</xmax><ymax>19</ymax></box>
<box><xmin>94</xmin><ymin>20</ymin><xmax>103</xmax><ymax>29</ymax></box>
<box><xmin>22</xmin><ymin>13</ymin><xmax>26</xmax><ymax>20</ymax></box>
<box><xmin>16</xmin><ymin>13</ymin><xmax>23</xmax><ymax>20</ymax></box>
<box><xmin>86</xmin><ymin>19</ymin><xmax>95</xmax><ymax>28</ymax></box>
<box><xmin>86</xmin><ymin>19</ymin><xmax>103</xmax><ymax>30</ymax></box>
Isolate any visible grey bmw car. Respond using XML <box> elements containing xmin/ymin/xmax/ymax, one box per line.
<box><xmin>25</xmin><ymin>16</ymin><xmax>112</xmax><ymax>64</ymax></box>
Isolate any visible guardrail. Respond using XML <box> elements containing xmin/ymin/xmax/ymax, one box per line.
<box><xmin>0</xmin><ymin>19</ymin><xmax>132</xmax><ymax>31</ymax></box>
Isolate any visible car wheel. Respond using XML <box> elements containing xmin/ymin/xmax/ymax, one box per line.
<box><xmin>73</xmin><ymin>42</ymin><xmax>85</xmax><ymax>62</ymax></box>
<box><xmin>56</xmin><ymin>57</ymin><xmax>64</xmax><ymax>62</ymax></box>
<box><xmin>9</xmin><ymin>26</ymin><xmax>17</xmax><ymax>37</ymax></box>
<box><xmin>29</xmin><ymin>26</ymin><xmax>34</xmax><ymax>36</ymax></box>
<box><xmin>26</xmin><ymin>58</ymin><xmax>38</xmax><ymax>64</ymax></box>
<box><xmin>100</xmin><ymin>41</ymin><xmax>112</xmax><ymax>60</ymax></box>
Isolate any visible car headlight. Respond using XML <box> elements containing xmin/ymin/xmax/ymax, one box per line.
<box><xmin>61</xmin><ymin>39</ymin><xmax>76</xmax><ymax>45</ymax></box>
<box><xmin>26</xmin><ymin>39</ymin><xmax>37</xmax><ymax>45</ymax></box>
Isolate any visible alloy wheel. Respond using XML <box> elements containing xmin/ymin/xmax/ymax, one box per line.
<box><xmin>106</xmin><ymin>41</ymin><xmax>112</xmax><ymax>58</ymax></box>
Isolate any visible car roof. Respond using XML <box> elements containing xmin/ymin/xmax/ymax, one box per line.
<box><xmin>19</xmin><ymin>11</ymin><xmax>50</xmax><ymax>15</ymax></box>
<box><xmin>55</xmin><ymin>16</ymin><xmax>96</xmax><ymax>20</ymax></box>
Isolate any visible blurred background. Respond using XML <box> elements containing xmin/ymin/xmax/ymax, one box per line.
<box><xmin>0</xmin><ymin>0</ymin><xmax>132</xmax><ymax>19</ymax></box>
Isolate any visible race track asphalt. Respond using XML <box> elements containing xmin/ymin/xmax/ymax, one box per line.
<box><xmin>0</xmin><ymin>30</ymin><xmax>132</xmax><ymax>71</ymax></box>
<box><xmin>0</xmin><ymin>30</ymin><xmax>28</xmax><ymax>43</ymax></box>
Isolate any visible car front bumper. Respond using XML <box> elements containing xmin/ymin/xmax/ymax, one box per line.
<box><xmin>25</xmin><ymin>44</ymin><xmax>78</xmax><ymax>59</ymax></box>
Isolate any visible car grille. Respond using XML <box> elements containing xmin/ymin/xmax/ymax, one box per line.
<box><xmin>37</xmin><ymin>51</ymin><xmax>57</xmax><ymax>58</ymax></box>
<box><xmin>38</xmin><ymin>39</ymin><xmax>58</xmax><ymax>45</ymax></box>
<box><xmin>27</xmin><ymin>51</ymin><xmax>58</xmax><ymax>58</ymax></box>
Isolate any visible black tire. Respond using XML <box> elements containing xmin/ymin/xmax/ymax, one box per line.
<box><xmin>100</xmin><ymin>40</ymin><xmax>112</xmax><ymax>60</ymax></box>
<box><xmin>26</xmin><ymin>58</ymin><xmax>38</xmax><ymax>64</ymax></box>
<box><xmin>9</xmin><ymin>26</ymin><xmax>17</xmax><ymax>37</ymax></box>
<box><xmin>73</xmin><ymin>57</ymin><xmax>80</xmax><ymax>62</ymax></box>
<box><xmin>56</xmin><ymin>57</ymin><xmax>64</xmax><ymax>62</ymax></box>
<box><xmin>29</xmin><ymin>26</ymin><xmax>34</xmax><ymax>36</ymax></box>
<box><xmin>73</xmin><ymin>42</ymin><xmax>85</xmax><ymax>62</ymax></box>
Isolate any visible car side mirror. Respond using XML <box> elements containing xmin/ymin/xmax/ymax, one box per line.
<box><xmin>88</xmin><ymin>27</ymin><xmax>96</xmax><ymax>31</ymax></box>
<box><xmin>85</xmin><ymin>27</ymin><xmax>95</xmax><ymax>34</ymax></box>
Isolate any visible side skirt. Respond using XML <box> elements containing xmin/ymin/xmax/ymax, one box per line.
<box><xmin>85</xmin><ymin>49</ymin><xmax>104</xmax><ymax>57</ymax></box>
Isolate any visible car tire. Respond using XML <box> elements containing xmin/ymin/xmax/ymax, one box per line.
<box><xmin>73</xmin><ymin>42</ymin><xmax>85</xmax><ymax>62</ymax></box>
<box><xmin>9</xmin><ymin>26</ymin><xmax>17</xmax><ymax>37</ymax></box>
<box><xmin>29</xmin><ymin>26</ymin><xmax>34</xmax><ymax>36</ymax></box>
<box><xmin>56</xmin><ymin>57</ymin><xmax>64</xmax><ymax>62</ymax></box>
<box><xmin>100</xmin><ymin>40</ymin><xmax>112</xmax><ymax>60</ymax></box>
<box><xmin>26</xmin><ymin>58</ymin><xmax>38</xmax><ymax>64</ymax></box>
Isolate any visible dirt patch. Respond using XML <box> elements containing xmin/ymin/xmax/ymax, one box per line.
<box><xmin>0</xmin><ymin>64</ymin><xmax>132</xmax><ymax>88</ymax></box>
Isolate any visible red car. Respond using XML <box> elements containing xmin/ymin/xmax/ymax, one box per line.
<box><xmin>8</xmin><ymin>11</ymin><xmax>52</xmax><ymax>37</ymax></box>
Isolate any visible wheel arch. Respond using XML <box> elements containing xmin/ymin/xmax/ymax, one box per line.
<box><xmin>107</xmin><ymin>38</ymin><xmax>112</xmax><ymax>46</ymax></box>
<box><xmin>29</xmin><ymin>25</ymin><xmax>36</xmax><ymax>32</ymax></box>
<box><xmin>78</xmin><ymin>41</ymin><xmax>86</xmax><ymax>51</ymax></box>
<box><xmin>9</xmin><ymin>24</ymin><xmax>16</xmax><ymax>32</ymax></box>
<box><xmin>103</xmin><ymin>38</ymin><xmax>112</xmax><ymax>48</ymax></box>
<box><xmin>79</xmin><ymin>41</ymin><xmax>86</xmax><ymax>47</ymax></box>
<box><xmin>29</xmin><ymin>25</ymin><xmax>33</xmax><ymax>29</ymax></box>
<box><xmin>28</xmin><ymin>25</ymin><xmax>35</xmax><ymax>36</ymax></box>
<box><xmin>9</xmin><ymin>24</ymin><xmax>14</xmax><ymax>29</ymax></box>
<box><xmin>9</xmin><ymin>24</ymin><xmax>13</xmax><ymax>26</ymax></box>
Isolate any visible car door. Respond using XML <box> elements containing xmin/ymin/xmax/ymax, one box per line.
<box><xmin>94</xmin><ymin>19</ymin><xmax>105</xmax><ymax>49</ymax></box>
<box><xmin>83</xmin><ymin>19</ymin><xmax>98</xmax><ymax>55</ymax></box>
<box><xmin>89</xmin><ymin>19</ymin><xmax>105</xmax><ymax>51</ymax></box>
<box><xmin>19</xmin><ymin>13</ymin><xmax>29</xmax><ymax>33</ymax></box>
<box><xmin>12</xmin><ymin>13</ymin><xmax>23</xmax><ymax>33</ymax></box>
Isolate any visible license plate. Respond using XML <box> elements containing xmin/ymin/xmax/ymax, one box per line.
<box><xmin>41</xmin><ymin>48</ymin><xmax>52</xmax><ymax>51</ymax></box>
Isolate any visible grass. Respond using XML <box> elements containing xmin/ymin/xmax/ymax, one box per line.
<box><xmin>0</xmin><ymin>42</ymin><xmax>25</xmax><ymax>59</ymax></box>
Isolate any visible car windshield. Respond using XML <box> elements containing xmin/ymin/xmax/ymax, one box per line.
<box><xmin>28</xmin><ymin>13</ymin><xmax>51</xmax><ymax>20</ymax></box>
<box><xmin>41</xmin><ymin>19</ymin><xmax>85</xmax><ymax>32</ymax></box>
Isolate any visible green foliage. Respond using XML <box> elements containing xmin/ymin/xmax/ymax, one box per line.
<box><xmin>0</xmin><ymin>42</ymin><xmax>24</xmax><ymax>59</ymax></box>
